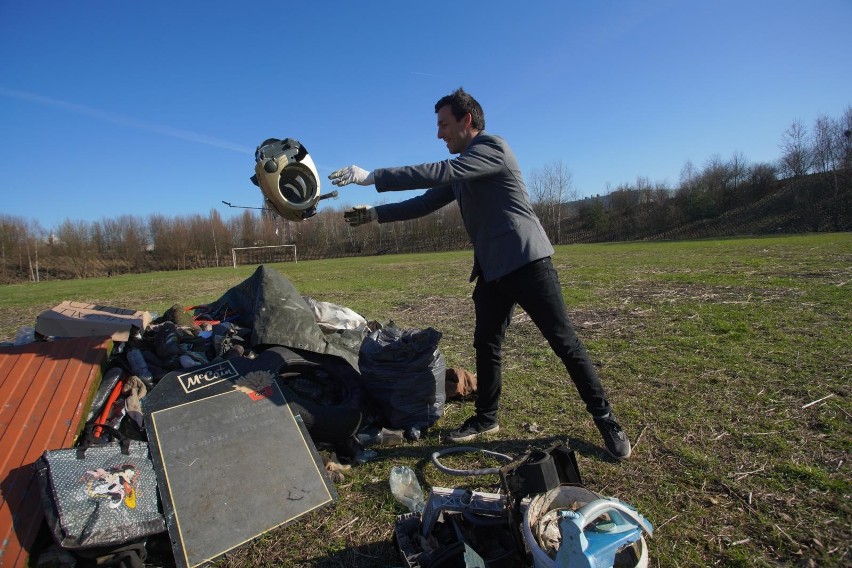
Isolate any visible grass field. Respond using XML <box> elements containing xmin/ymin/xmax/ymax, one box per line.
<box><xmin>2</xmin><ymin>233</ymin><xmax>850</xmax><ymax>567</ymax></box>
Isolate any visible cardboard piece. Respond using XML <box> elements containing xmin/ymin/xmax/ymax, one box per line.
<box><xmin>142</xmin><ymin>350</ymin><xmax>337</xmax><ymax>568</ymax></box>
<box><xmin>35</xmin><ymin>301</ymin><xmax>151</xmax><ymax>341</ymax></box>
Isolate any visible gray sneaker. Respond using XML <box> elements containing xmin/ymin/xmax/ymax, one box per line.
<box><xmin>594</xmin><ymin>413</ymin><xmax>631</xmax><ymax>460</ymax></box>
<box><xmin>447</xmin><ymin>415</ymin><xmax>500</xmax><ymax>442</ymax></box>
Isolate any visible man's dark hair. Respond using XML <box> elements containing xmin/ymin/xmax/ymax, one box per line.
<box><xmin>435</xmin><ymin>88</ymin><xmax>485</xmax><ymax>131</ymax></box>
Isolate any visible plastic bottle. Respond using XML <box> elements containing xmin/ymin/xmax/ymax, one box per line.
<box><xmin>404</xmin><ymin>426</ymin><xmax>421</xmax><ymax>441</ymax></box>
<box><xmin>388</xmin><ymin>465</ymin><xmax>426</xmax><ymax>513</ymax></box>
<box><xmin>127</xmin><ymin>348</ymin><xmax>154</xmax><ymax>388</ymax></box>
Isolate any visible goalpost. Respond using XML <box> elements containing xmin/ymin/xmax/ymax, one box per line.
<box><xmin>231</xmin><ymin>244</ymin><xmax>297</xmax><ymax>268</ymax></box>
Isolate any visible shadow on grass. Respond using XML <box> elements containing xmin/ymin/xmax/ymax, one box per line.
<box><xmin>369</xmin><ymin>430</ymin><xmax>623</xmax><ymax>471</ymax></box>
<box><xmin>301</xmin><ymin>540</ymin><xmax>402</xmax><ymax>567</ymax></box>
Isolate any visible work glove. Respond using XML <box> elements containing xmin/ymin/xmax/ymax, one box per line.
<box><xmin>344</xmin><ymin>205</ymin><xmax>378</xmax><ymax>227</ymax></box>
<box><xmin>328</xmin><ymin>165</ymin><xmax>375</xmax><ymax>187</ymax></box>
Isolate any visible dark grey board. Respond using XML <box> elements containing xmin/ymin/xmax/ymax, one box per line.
<box><xmin>143</xmin><ymin>352</ymin><xmax>337</xmax><ymax>568</ymax></box>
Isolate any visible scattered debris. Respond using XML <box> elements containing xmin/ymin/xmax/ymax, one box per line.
<box><xmin>394</xmin><ymin>443</ymin><xmax>653</xmax><ymax>567</ymax></box>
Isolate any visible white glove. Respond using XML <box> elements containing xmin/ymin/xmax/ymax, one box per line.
<box><xmin>328</xmin><ymin>165</ymin><xmax>375</xmax><ymax>187</ymax></box>
<box><xmin>344</xmin><ymin>205</ymin><xmax>378</xmax><ymax>227</ymax></box>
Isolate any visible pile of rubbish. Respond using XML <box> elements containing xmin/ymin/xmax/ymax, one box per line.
<box><xmin>7</xmin><ymin>265</ymin><xmax>653</xmax><ymax>568</ymax></box>
<box><xmin>9</xmin><ymin>266</ymin><xmax>454</xmax><ymax>568</ymax></box>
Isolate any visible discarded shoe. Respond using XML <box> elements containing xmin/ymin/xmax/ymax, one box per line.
<box><xmin>447</xmin><ymin>415</ymin><xmax>499</xmax><ymax>442</ymax></box>
<box><xmin>594</xmin><ymin>413</ymin><xmax>631</xmax><ymax>460</ymax></box>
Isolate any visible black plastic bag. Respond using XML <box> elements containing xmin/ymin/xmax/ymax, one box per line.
<box><xmin>358</xmin><ymin>324</ymin><xmax>446</xmax><ymax>434</ymax></box>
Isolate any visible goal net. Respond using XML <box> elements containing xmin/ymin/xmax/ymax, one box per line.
<box><xmin>231</xmin><ymin>244</ymin><xmax>297</xmax><ymax>267</ymax></box>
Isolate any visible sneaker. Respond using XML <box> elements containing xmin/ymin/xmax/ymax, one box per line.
<box><xmin>447</xmin><ymin>415</ymin><xmax>500</xmax><ymax>442</ymax></box>
<box><xmin>594</xmin><ymin>413</ymin><xmax>632</xmax><ymax>460</ymax></box>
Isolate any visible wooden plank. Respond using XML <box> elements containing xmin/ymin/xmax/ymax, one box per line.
<box><xmin>0</xmin><ymin>336</ymin><xmax>112</xmax><ymax>568</ymax></box>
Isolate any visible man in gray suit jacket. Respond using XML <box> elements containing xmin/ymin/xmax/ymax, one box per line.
<box><xmin>329</xmin><ymin>88</ymin><xmax>631</xmax><ymax>459</ymax></box>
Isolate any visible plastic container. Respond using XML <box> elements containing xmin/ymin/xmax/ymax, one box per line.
<box><xmin>388</xmin><ymin>465</ymin><xmax>425</xmax><ymax>513</ymax></box>
<box><xmin>523</xmin><ymin>485</ymin><xmax>649</xmax><ymax>568</ymax></box>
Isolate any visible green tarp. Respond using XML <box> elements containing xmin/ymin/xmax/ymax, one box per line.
<box><xmin>204</xmin><ymin>265</ymin><xmax>364</xmax><ymax>369</ymax></box>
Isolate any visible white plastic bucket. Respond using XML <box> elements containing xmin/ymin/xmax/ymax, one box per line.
<box><xmin>522</xmin><ymin>485</ymin><xmax>648</xmax><ymax>568</ymax></box>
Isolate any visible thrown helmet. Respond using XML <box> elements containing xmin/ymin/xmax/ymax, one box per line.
<box><xmin>251</xmin><ymin>138</ymin><xmax>321</xmax><ymax>222</ymax></box>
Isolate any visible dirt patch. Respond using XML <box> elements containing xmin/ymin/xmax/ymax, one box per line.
<box><xmin>387</xmin><ymin>292</ymin><xmax>650</xmax><ymax>345</ymax></box>
<box><xmin>612</xmin><ymin>281</ymin><xmax>806</xmax><ymax>305</ymax></box>
<box><xmin>390</xmin><ymin>295</ymin><xmax>472</xmax><ymax>328</ymax></box>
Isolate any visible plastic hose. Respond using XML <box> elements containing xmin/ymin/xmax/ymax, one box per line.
<box><xmin>430</xmin><ymin>446</ymin><xmax>514</xmax><ymax>476</ymax></box>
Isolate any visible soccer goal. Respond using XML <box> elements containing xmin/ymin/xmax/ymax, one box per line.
<box><xmin>231</xmin><ymin>244</ymin><xmax>297</xmax><ymax>268</ymax></box>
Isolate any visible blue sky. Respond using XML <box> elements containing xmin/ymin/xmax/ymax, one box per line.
<box><xmin>1</xmin><ymin>0</ymin><xmax>850</xmax><ymax>230</ymax></box>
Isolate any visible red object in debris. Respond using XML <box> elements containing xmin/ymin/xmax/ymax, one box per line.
<box><xmin>0</xmin><ymin>336</ymin><xmax>112</xmax><ymax>567</ymax></box>
<box><xmin>245</xmin><ymin>384</ymin><xmax>275</xmax><ymax>401</ymax></box>
<box><xmin>93</xmin><ymin>376</ymin><xmax>125</xmax><ymax>438</ymax></box>
<box><xmin>185</xmin><ymin>305</ymin><xmax>221</xmax><ymax>326</ymax></box>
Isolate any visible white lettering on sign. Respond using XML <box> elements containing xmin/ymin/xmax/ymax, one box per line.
<box><xmin>177</xmin><ymin>361</ymin><xmax>240</xmax><ymax>394</ymax></box>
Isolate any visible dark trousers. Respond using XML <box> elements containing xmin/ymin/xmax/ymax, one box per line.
<box><xmin>472</xmin><ymin>257</ymin><xmax>611</xmax><ymax>423</ymax></box>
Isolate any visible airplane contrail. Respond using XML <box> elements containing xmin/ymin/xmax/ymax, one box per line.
<box><xmin>0</xmin><ymin>86</ymin><xmax>254</xmax><ymax>154</ymax></box>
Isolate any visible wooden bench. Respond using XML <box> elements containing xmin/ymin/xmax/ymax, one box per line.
<box><xmin>0</xmin><ymin>336</ymin><xmax>111</xmax><ymax>567</ymax></box>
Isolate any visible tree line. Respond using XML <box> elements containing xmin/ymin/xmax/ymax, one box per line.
<box><xmin>2</xmin><ymin>107</ymin><xmax>850</xmax><ymax>284</ymax></box>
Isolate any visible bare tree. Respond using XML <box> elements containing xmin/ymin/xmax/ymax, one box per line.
<box><xmin>729</xmin><ymin>151</ymin><xmax>749</xmax><ymax>193</ymax></box>
<box><xmin>0</xmin><ymin>215</ymin><xmax>30</xmax><ymax>282</ymax></box>
<box><xmin>18</xmin><ymin>220</ymin><xmax>45</xmax><ymax>282</ymax></box>
<box><xmin>96</xmin><ymin>216</ymin><xmax>146</xmax><ymax>275</ymax></box>
<box><xmin>148</xmin><ymin>214</ymin><xmax>192</xmax><ymax>270</ymax></box>
<box><xmin>812</xmin><ymin>115</ymin><xmax>840</xmax><ymax>174</ymax></box>
<box><xmin>839</xmin><ymin>106</ymin><xmax>852</xmax><ymax>170</ymax></box>
<box><xmin>701</xmin><ymin>154</ymin><xmax>731</xmax><ymax>211</ymax></box>
<box><xmin>633</xmin><ymin>176</ymin><xmax>656</xmax><ymax>231</ymax></box>
<box><xmin>209</xmin><ymin>209</ymin><xmax>230</xmax><ymax>267</ymax></box>
<box><xmin>239</xmin><ymin>209</ymin><xmax>261</xmax><ymax>247</ymax></box>
<box><xmin>747</xmin><ymin>162</ymin><xmax>778</xmax><ymax>199</ymax></box>
<box><xmin>185</xmin><ymin>214</ymin><xmax>211</xmax><ymax>267</ymax></box>
<box><xmin>54</xmin><ymin>219</ymin><xmax>93</xmax><ymax>278</ymax></box>
<box><xmin>779</xmin><ymin>120</ymin><xmax>812</xmax><ymax>178</ymax></box>
<box><xmin>679</xmin><ymin>160</ymin><xmax>698</xmax><ymax>192</ymax></box>
<box><xmin>529</xmin><ymin>161</ymin><xmax>574</xmax><ymax>244</ymax></box>
<box><xmin>120</xmin><ymin>214</ymin><xmax>150</xmax><ymax>271</ymax></box>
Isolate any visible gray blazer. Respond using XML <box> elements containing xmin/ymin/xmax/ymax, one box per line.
<box><xmin>373</xmin><ymin>132</ymin><xmax>554</xmax><ymax>282</ymax></box>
